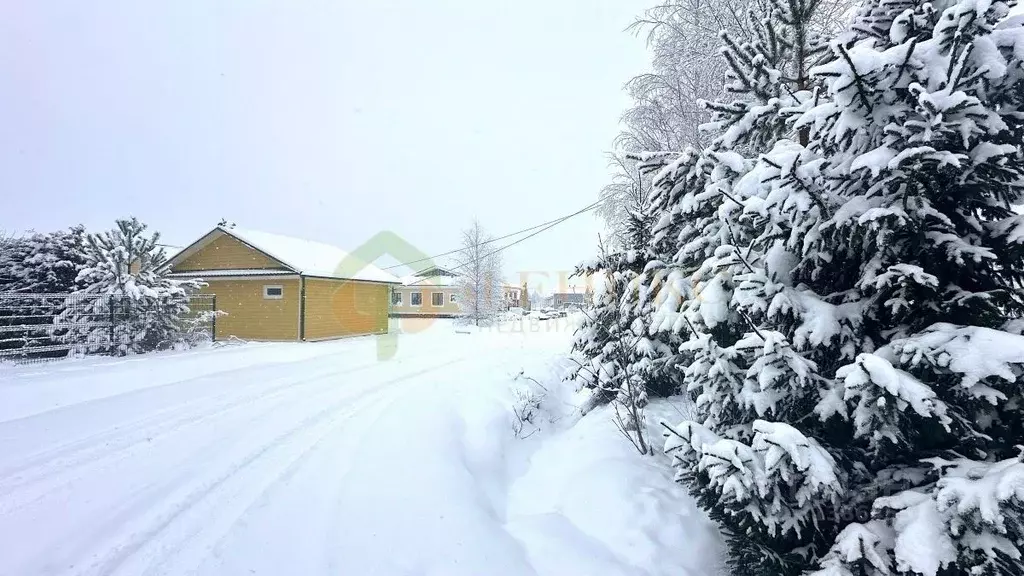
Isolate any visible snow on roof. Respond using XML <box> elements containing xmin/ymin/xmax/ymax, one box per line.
<box><xmin>159</xmin><ymin>246</ymin><xmax>185</xmax><ymax>264</ymax></box>
<box><xmin>221</xmin><ymin>227</ymin><xmax>400</xmax><ymax>284</ymax></box>
<box><xmin>169</xmin><ymin>269</ymin><xmax>295</xmax><ymax>278</ymax></box>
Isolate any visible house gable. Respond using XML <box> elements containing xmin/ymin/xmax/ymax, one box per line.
<box><xmin>171</xmin><ymin>231</ymin><xmax>291</xmax><ymax>273</ymax></box>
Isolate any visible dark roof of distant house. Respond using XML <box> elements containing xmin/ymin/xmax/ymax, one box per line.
<box><xmin>413</xmin><ymin>266</ymin><xmax>460</xmax><ymax>277</ymax></box>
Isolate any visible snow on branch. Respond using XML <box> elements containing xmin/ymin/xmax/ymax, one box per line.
<box><xmin>664</xmin><ymin>418</ymin><xmax>842</xmax><ymax>537</ymax></box>
<box><xmin>887</xmin><ymin>323</ymin><xmax>1024</xmax><ymax>393</ymax></box>
<box><xmin>819</xmin><ymin>353</ymin><xmax>952</xmax><ymax>452</ymax></box>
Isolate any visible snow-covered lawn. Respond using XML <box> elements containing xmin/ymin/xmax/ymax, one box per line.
<box><xmin>0</xmin><ymin>318</ymin><xmax>721</xmax><ymax>576</ymax></box>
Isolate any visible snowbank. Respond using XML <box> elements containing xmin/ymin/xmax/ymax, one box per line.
<box><xmin>507</xmin><ymin>396</ymin><xmax>724</xmax><ymax>576</ymax></box>
<box><xmin>376</xmin><ymin>323</ymin><xmax>725</xmax><ymax>576</ymax></box>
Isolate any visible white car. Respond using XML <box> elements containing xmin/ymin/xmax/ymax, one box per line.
<box><xmin>530</xmin><ymin>310</ymin><xmax>550</xmax><ymax>321</ymax></box>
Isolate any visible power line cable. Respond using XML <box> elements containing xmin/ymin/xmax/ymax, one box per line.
<box><xmin>383</xmin><ymin>198</ymin><xmax>606</xmax><ymax>272</ymax></box>
<box><xmin>403</xmin><ymin>199</ymin><xmax>604</xmax><ymax>287</ymax></box>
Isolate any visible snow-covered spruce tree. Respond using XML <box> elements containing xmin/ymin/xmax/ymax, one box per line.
<box><xmin>801</xmin><ymin>0</ymin><xmax>1024</xmax><ymax>573</ymax></box>
<box><xmin>636</xmin><ymin>0</ymin><xmax>848</xmax><ymax>573</ymax></box>
<box><xmin>0</xmin><ymin>235</ymin><xmax>26</xmax><ymax>290</ymax></box>
<box><xmin>58</xmin><ymin>218</ymin><xmax>201</xmax><ymax>355</ymax></box>
<box><xmin>569</xmin><ymin>199</ymin><xmax>666</xmax><ymax>451</ymax></box>
<box><xmin>703</xmin><ymin>0</ymin><xmax>832</xmax><ymax>151</ymax></box>
<box><xmin>572</xmin><ymin>161</ymin><xmax>664</xmax><ymax>405</ymax></box>
<box><xmin>453</xmin><ymin>220</ymin><xmax>503</xmax><ymax>326</ymax></box>
<box><xmin>654</xmin><ymin>0</ymin><xmax>1024</xmax><ymax>574</ymax></box>
<box><xmin>568</xmin><ymin>241</ymin><xmax>645</xmax><ymax>413</ymax></box>
<box><xmin>0</xmin><ymin>227</ymin><xmax>88</xmax><ymax>358</ymax></box>
<box><xmin>651</xmin><ymin>145</ymin><xmax>843</xmax><ymax>576</ymax></box>
<box><xmin>0</xmin><ymin>226</ymin><xmax>88</xmax><ymax>293</ymax></box>
<box><xmin>600</xmin><ymin>0</ymin><xmax>852</xmax><ymax>244</ymax></box>
<box><xmin>0</xmin><ymin>235</ymin><xmax>36</xmax><ymax>357</ymax></box>
<box><xmin>639</xmin><ymin>0</ymin><xmax>834</xmax><ymax>410</ymax></box>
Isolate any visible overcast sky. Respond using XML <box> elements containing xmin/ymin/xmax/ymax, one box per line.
<box><xmin>1</xmin><ymin>0</ymin><xmax>651</xmax><ymax>292</ymax></box>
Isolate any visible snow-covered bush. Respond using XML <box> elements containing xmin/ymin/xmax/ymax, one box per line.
<box><xmin>176</xmin><ymin>308</ymin><xmax>227</xmax><ymax>349</ymax></box>
<box><xmin>511</xmin><ymin>385</ymin><xmax>544</xmax><ymax>439</ymax></box>
<box><xmin>57</xmin><ymin>218</ymin><xmax>202</xmax><ymax>355</ymax></box>
<box><xmin>634</xmin><ymin>0</ymin><xmax>1024</xmax><ymax>573</ymax></box>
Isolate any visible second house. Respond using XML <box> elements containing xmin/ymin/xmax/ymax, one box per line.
<box><xmin>391</xmin><ymin>266</ymin><xmax>462</xmax><ymax>318</ymax></box>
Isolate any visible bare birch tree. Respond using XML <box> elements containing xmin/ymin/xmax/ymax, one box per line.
<box><xmin>453</xmin><ymin>221</ymin><xmax>503</xmax><ymax>326</ymax></box>
<box><xmin>598</xmin><ymin>0</ymin><xmax>753</xmax><ymax>247</ymax></box>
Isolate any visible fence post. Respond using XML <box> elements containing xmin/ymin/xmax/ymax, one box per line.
<box><xmin>211</xmin><ymin>295</ymin><xmax>217</xmax><ymax>342</ymax></box>
<box><xmin>108</xmin><ymin>295</ymin><xmax>115</xmax><ymax>355</ymax></box>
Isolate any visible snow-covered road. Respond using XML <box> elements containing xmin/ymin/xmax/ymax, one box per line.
<box><xmin>0</xmin><ymin>320</ymin><xmax>721</xmax><ymax>576</ymax></box>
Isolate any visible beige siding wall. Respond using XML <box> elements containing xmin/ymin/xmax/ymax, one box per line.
<box><xmin>200</xmin><ymin>279</ymin><xmax>300</xmax><ymax>341</ymax></box>
<box><xmin>304</xmin><ymin>278</ymin><xmax>389</xmax><ymax>340</ymax></box>
<box><xmin>391</xmin><ymin>286</ymin><xmax>461</xmax><ymax>316</ymax></box>
<box><xmin>502</xmin><ymin>286</ymin><xmax>523</xmax><ymax>308</ymax></box>
<box><xmin>175</xmin><ymin>234</ymin><xmax>285</xmax><ymax>272</ymax></box>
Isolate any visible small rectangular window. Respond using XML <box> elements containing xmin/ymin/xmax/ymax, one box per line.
<box><xmin>263</xmin><ymin>285</ymin><xmax>284</xmax><ymax>299</ymax></box>
<box><xmin>410</xmin><ymin>292</ymin><xmax>422</xmax><ymax>306</ymax></box>
<box><xmin>392</xmin><ymin>291</ymin><xmax>403</xmax><ymax>306</ymax></box>
<box><xmin>450</xmin><ymin>293</ymin><xmax>457</xmax><ymax>303</ymax></box>
<box><xmin>431</xmin><ymin>292</ymin><xmax>444</xmax><ymax>307</ymax></box>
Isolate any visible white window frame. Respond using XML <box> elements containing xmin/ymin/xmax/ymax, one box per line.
<box><xmin>410</xmin><ymin>291</ymin><xmax>423</xmax><ymax>307</ymax></box>
<box><xmin>450</xmin><ymin>293</ymin><xmax>457</xmax><ymax>304</ymax></box>
<box><xmin>392</xmin><ymin>290</ymin><xmax>403</xmax><ymax>306</ymax></box>
<box><xmin>431</xmin><ymin>292</ymin><xmax>445</xmax><ymax>307</ymax></box>
<box><xmin>263</xmin><ymin>284</ymin><xmax>284</xmax><ymax>300</ymax></box>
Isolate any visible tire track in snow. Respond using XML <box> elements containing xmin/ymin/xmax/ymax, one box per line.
<box><xmin>0</xmin><ymin>348</ymin><xmax>340</xmax><ymax>424</ymax></box>
<box><xmin>99</xmin><ymin>391</ymin><xmax>398</xmax><ymax>576</ymax></box>
<box><xmin>143</xmin><ymin>379</ymin><xmax>413</xmax><ymax>576</ymax></box>
<box><xmin>42</xmin><ymin>358</ymin><xmax>466</xmax><ymax>576</ymax></box>
<box><xmin>0</xmin><ymin>370</ymin><xmax>384</xmax><ymax>516</ymax></box>
<box><xmin>0</xmin><ymin>342</ymin><xmax>389</xmax><ymax>441</ymax></box>
<box><xmin>320</xmin><ymin>381</ymin><xmax>434</xmax><ymax>575</ymax></box>
<box><xmin>0</xmin><ymin>356</ymin><xmax>390</xmax><ymax>497</ymax></box>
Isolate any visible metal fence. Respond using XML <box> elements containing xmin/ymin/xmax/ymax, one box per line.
<box><xmin>0</xmin><ymin>292</ymin><xmax>217</xmax><ymax>364</ymax></box>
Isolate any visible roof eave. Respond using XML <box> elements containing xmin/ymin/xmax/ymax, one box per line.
<box><xmin>301</xmin><ymin>273</ymin><xmax>401</xmax><ymax>285</ymax></box>
<box><xmin>161</xmin><ymin>226</ymin><xmax>299</xmax><ymax>275</ymax></box>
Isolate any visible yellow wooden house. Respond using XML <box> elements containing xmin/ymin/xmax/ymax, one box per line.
<box><xmin>164</xmin><ymin>226</ymin><xmax>399</xmax><ymax>341</ymax></box>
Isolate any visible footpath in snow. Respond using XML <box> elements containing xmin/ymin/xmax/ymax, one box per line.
<box><xmin>0</xmin><ymin>317</ymin><xmax>721</xmax><ymax>576</ymax></box>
